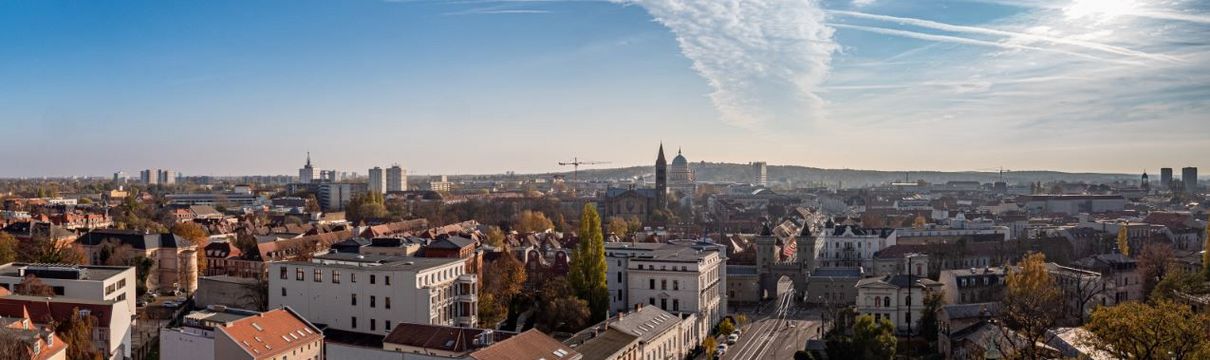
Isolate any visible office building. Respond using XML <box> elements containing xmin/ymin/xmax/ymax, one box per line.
<box><xmin>1182</xmin><ymin>167</ymin><xmax>1198</xmax><ymax>192</ymax></box>
<box><xmin>269</xmin><ymin>253</ymin><xmax>479</xmax><ymax>334</ymax></box>
<box><xmin>141</xmin><ymin>169</ymin><xmax>158</xmax><ymax>185</ymax></box>
<box><xmin>387</xmin><ymin>165</ymin><xmax>406</xmax><ymax>192</ymax></box>
<box><xmin>317</xmin><ymin>182</ymin><xmax>367</xmax><ymax>211</ymax></box>
<box><xmin>158</xmin><ymin>169</ymin><xmax>176</xmax><ymax>185</ymax></box>
<box><xmin>368</xmin><ymin>166</ymin><xmax>385</xmax><ymax>194</ymax></box>
<box><xmin>0</xmin><ymin>263</ymin><xmax>137</xmax><ymax>315</ymax></box>
<box><xmin>1160</xmin><ymin>167</ymin><xmax>1173</xmax><ymax>187</ymax></box>
<box><xmin>604</xmin><ymin>241</ymin><xmax>726</xmax><ymax>343</ymax></box>
<box><xmin>751</xmin><ymin>161</ymin><xmax>767</xmax><ymax>186</ymax></box>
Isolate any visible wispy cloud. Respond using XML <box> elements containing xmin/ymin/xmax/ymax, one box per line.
<box><xmin>828</xmin><ymin>10</ymin><xmax>1179</xmax><ymax>62</ymax></box>
<box><xmin>828</xmin><ymin>23</ymin><xmax>1135</xmax><ymax>64</ymax></box>
<box><xmin>611</xmin><ymin>0</ymin><xmax>837</xmax><ymax>128</ymax></box>
<box><xmin>443</xmin><ymin>7</ymin><xmax>551</xmax><ymax>15</ymax></box>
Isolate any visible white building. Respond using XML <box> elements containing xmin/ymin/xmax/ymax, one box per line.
<box><xmin>1023</xmin><ymin>195</ymin><xmax>1127</xmax><ymax>215</ymax></box>
<box><xmin>368</xmin><ymin>167</ymin><xmax>386</xmax><ymax>194</ymax></box>
<box><xmin>387</xmin><ymin>165</ymin><xmax>407</xmax><ymax>192</ymax></box>
<box><xmin>299</xmin><ymin>153</ymin><xmax>316</xmax><ymax>184</ymax></box>
<box><xmin>855</xmin><ymin>254</ymin><xmax>942</xmax><ymax>335</ymax></box>
<box><xmin>269</xmin><ymin>253</ymin><xmax>478</xmax><ymax>334</ymax></box>
<box><xmin>0</xmin><ymin>263</ymin><xmax>137</xmax><ymax>315</ymax></box>
<box><xmin>160</xmin><ymin>306</ymin><xmax>323</xmax><ymax>360</ymax></box>
<box><xmin>604</xmin><ymin>241</ymin><xmax>726</xmax><ymax>343</ymax></box>
<box><xmin>569</xmin><ymin>305</ymin><xmax>695</xmax><ymax>360</ymax></box>
<box><xmin>813</xmin><ymin>222</ymin><xmax>895</xmax><ymax>270</ymax></box>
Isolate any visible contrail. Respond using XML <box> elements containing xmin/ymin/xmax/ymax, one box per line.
<box><xmin>829</xmin><ymin>23</ymin><xmax>1139</xmax><ymax>65</ymax></box>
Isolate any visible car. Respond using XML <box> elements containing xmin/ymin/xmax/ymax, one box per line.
<box><xmin>732</xmin><ymin>329</ymin><xmax>742</xmax><ymax>336</ymax></box>
<box><xmin>788</xmin><ymin>322</ymin><xmax>797</xmax><ymax>328</ymax></box>
<box><xmin>716</xmin><ymin>344</ymin><xmax>727</xmax><ymax>352</ymax></box>
<box><xmin>726</xmin><ymin>334</ymin><xmax>739</xmax><ymax>344</ymax></box>
<box><xmin>162</xmin><ymin>301</ymin><xmax>180</xmax><ymax>308</ymax></box>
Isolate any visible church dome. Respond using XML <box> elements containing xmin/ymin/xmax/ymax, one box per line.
<box><xmin>671</xmin><ymin>149</ymin><xmax>688</xmax><ymax>167</ymax></box>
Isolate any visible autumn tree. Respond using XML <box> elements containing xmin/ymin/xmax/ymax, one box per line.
<box><xmin>718</xmin><ymin>318</ymin><xmax>735</xmax><ymax>335</ymax></box>
<box><xmin>17</xmin><ymin>233</ymin><xmax>84</xmax><ymax>265</ymax></box>
<box><xmin>999</xmin><ymin>252</ymin><xmax>1064</xmax><ymax>359</ymax></box>
<box><xmin>1136</xmin><ymin>242</ymin><xmax>1174</xmax><ymax>297</ymax></box>
<box><xmin>918</xmin><ymin>290</ymin><xmax>946</xmax><ymax>350</ymax></box>
<box><xmin>1116</xmin><ymin>225</ymin><xmax>1130</xmax><ymax>256</ymax></box>
<box><xmin>702</xmin><ymin>337</ymin><xmax>718</xmax><ymax>360</ymax></box>
<box><xmin>513</xmin><ymin>210</ymin><xmax>554</xmax><ymax>233</ymax></box>
<box><xmin>484</xmin><ymin>226</ymin><xmax>506</xmax><ymax>248</ymax></box>
<box><xmin>535</xmin><ymin>277</ymin><xmax>590</xmax><ymax>333</ymax></box>
<box><xmin>606</xmin><ymin>216</ymin><xmax>628</xmax><ymax>237</ymax></box>
<box><xmin>1084</xmin><ymin>299</ymin><xmax>1210</xmax><ymax>359</ymax></box>
<box><xmin>1150</xmin><ymin>269</ymin><xmax>1209</xmax><ymax>302</ymax></box>
<box><xmin>480</xmin><ymin>252</ymin><xmax>527</xmax><ymax>327</ymax></box>
<box><xmin>16</xmin><ymin>275</ymin><xmax>54</xmax><ymax>296</ymax></box>
<box><xmin>0</xmin><ymin>232</ymin><xmax>17</xmax><ymax>264</ymax></box>
<box><xmin>347</xmin><ymin>192</ymin><xmax>388</xmax><ymax>224</ymax></box>
<box><xmin>0</xmin><ymin>328</ymin><xmax>33</xmax><ymax>360</ymax></box>
<box><xmin>568</xmin><ymin>203</ymin><xmax>609</xmax><ymax>323</ymax></box>
<box><xmin>171</xmin><ymin>222</ymin><xmax>210</xmax><ymax>274</ymax></box>
<box><xmin>826</xmin><ymin>314</ymin><xmax>897</xmax><ymax>360</ymax></box>
<box><xmin>57</xmin><ymin>307</ymin><xmax>103</xmax><ymax>360</ymax></box>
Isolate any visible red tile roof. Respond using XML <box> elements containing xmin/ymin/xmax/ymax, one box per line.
<box><xmin>469</xmin><ymin>329</ymin><xmax>581</xmax><ymax>360</ymax></box>
<box><xmin>219</xmin><ymin>308</ymin><xmax>322</xmax><ymax>360</ymax></box>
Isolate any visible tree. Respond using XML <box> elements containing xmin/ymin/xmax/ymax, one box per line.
<box><xmin>826</xmin><ymin>314</ymin><xmax>896</xmax><ymax>360</ymax></box>
<box><xmin>1084</xmin><ymin>299</ymin><xmax>1210</xmax><ymax>359</ymax></box>
<box><xmin>16</xmin><ymin>275</ymin><xmax>54</xmax><ymax>296</ymax></box>
<box><xmin>1116</xmin><ymin>225</ymin><xmax>1130</xmax><ymax>257</ymax></box>
<box><xmin>0</xmin><ymin>232</ymin><xmax>17</xmax><ymax>264</ymax></box>
<box><xmin>1137</xmin><ymin>243</ymin><xmax>1174</xmax><ymax>297</ymax></box>
<box><xmin>1150</xmin><ymin>269</ymin><xmax>1208</xmax><ymax>302</ymax></box>
<box><xmin>735</xmin><ymin>313</ymin><xmax>750</xmax><ymax>327</ymax></box>
<box><xmin>478</xmin><ymin>292</ymin><xmax>507</xmax><ymax>328</ymax></box>
<box><xmin>513</xmin><ymin>210</ymin><xmax>554</xmax><ymax>233</ymax></box>
<box><xmin>918</xmin><ymin>290</ymin><xmax>945</xmax><ymax>349</ymax></box>
<box><xmin>233</xmin><ymin>233</ymin><xmax>260</xmax><ymax>260</ymax></box>
<box><xmin>999</xmin><ymin>252</ymin><xmax>1064</xmax><ymax>360</ymax></box>
<box><xmin>484</xmin><ymin>226</ymin><xmax>506</xmax><ymax>248</ymax></box>
<box><xmin>626</xmin><ymin>215</ymin><xmax>643</xmax><ymax>234</ymax></box>
<box><xmin>1062</xmin><ymin>268</ymin><xmax>1108</xmax><ymax>324</ymax></box>
<box><xmin>535</xmin><ymin>277</ymin><xmax>590</xmax><ymax>333</ymax></box>
<box><xmin>57</xmin><ymin>307</ymin><xmax>103</xmax><ymax>360</ymax></box>
<box><xmin>483</xmin><ymin>252</ymin><xmax>527</xmax><ymax>304</ymax></box>
<box><xmin>718</xmin><ymin>318</ymin><xmax>735</xmax><ymax>335</ymax></box>
<box><xmin>568</xmin><ymin>203</ymin><xmax>609</xmax><ymax>323</ymax></box>
<box><xmin>17</xmin><ymin>233</ymin><xmax>84</xmax><ymax>265</ymax></box>
<box><xmin>702</xmin><ymin>337</ymin><xmax>718</xmax><ymax>360</ymax></box>
<box><xmin>172</xmin><ymin>222</ymin><xmax>210</xmax><ymax>274</ymax></box>
<box><xmin>606</xmin><ymin>216</ymin><xmax>628</xmax><ymax>237</ymax></box>
<box><xmin>0</xmin><ymin>328</ymin><xmax>33</xmax><ymax>360</ymax></box>
<box><xmin>347</xmin><ymin>192</ymin><xmax>388</xmax><ymax>224</ymax></box>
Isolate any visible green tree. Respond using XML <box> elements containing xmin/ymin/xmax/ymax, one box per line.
<box><xmin>918</xmin><ymin>290</ymin><xmax>945</xmax><ymax>349</ymax></box>
<box><xmin>1150</xmin><ymin>269</ymin><xmax>1208</xmax><ymax>302</ymax></box>
<box><xmin>478</xmin><ymin>292</ymin><xmax>506</xmax><ymax>328</ymax></box>
<box><xmin>0</xmin><ymin>232</ymin><xmax>17</xmax><ymax>264</ymax></box>
<box><xmin>826</xmin><ymin>314</ymin><xmax>896</xmax><ymax>360</ymax></box>
<box><xmin>1084</xmin><ymin>299</ymin><xmax>1210</xmax><ymax>359</ymax></box>
<box><xmin>535</xmin><ymin>277</ymin><xmax>590</xmax><ymax>333</ymax></box>
<box><xmin>718</xmin><ymin>318</ymin><xmax>735</xmax><ymax>335</ymax></box>
<box><xmin>1000</xmin><ymin>252</ymin><xmax>1064</xmax><ymax>360</ymax></box>
<box><xmin>568</xmin><ymin>203</ymin><xmax>609</xmax><ymax>322</ymax></box>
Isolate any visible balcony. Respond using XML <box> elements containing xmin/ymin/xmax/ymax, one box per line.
<box><xmin>456</xmin><ymin>274</ymin><xmax>477</xmax><ymax>284</ymax></box>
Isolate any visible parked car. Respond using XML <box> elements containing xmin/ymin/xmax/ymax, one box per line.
<box><xmin>726</xmin><ymin>334</ymin><xmax>739</xmax><ymax>344</ymax></box>
<box><xmin>732</xmin><ymin>329</ymin><xmax>742</xmax><ymax>336</ymax></box>
<box><xmin>162</xmin><ymin>301</ymin><xmax>180</xmax><ymax>308</ymax></box>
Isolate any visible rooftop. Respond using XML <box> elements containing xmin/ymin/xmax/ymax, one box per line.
<box><xmin>0</xmin><ymin>263</ymin><xmax>130</xmax><ymax>281</ymax></box>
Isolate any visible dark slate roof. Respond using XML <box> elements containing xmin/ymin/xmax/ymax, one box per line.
<box><xmin>429</xmin><ymin>236</ymin><xmax>476</xmax><ymax>250</ymax></box>
<box><xmin>77</xmin><ymin>229</ymin><xmax>181</xmax><ymax>250</ymax></box>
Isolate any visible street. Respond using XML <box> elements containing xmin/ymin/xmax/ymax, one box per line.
<box><xmin>722</xmin><ymin>291</ymin><xmax>822</xmax><ymax>360</ymax></box>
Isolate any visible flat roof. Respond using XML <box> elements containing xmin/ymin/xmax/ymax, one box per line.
<box><xmin>0</xmin><ymin>263</ymin><xmax>131</xmax><ymax>281</ymax></box>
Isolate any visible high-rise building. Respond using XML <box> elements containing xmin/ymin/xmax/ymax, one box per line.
<box><xmin>387</xmin><ymin>165</ymin><xmax>407</xmax><ymax>192</ymax></box>
<box><xmin>1182</xmin><ymin>167</ymin><xmax>1198</xmax><ymax>192</ymax></box>
<box><xmin>1160</xmin><ymin>168</ymin><xmax>1173</xmax><ymax>187</ymax></box>
<box><xmin>368</xmin><ymin>166</ymin><xmax>386</xmax><ymax>194</ymax></box>
<box><xmin>299</xmin><ymin>152</ymin><xmax>315</xmax><ymax>184</ymax></box>
<box><xmin>157</xmin><ymin>169</ymin><xmax>176</xmax><ymax>185</ymax></box>
<box><xmin>751</xmin><ymin>161</ymin><xmax>768</xmax><ymax>186</ymax></box>
<box><xmin>141</xmin><ymin>169</ymin><xmax>159</xmax><ymax>185</ymax></box>
<box><xmin>113</xmin><ymin>171</ymin><xmax>126</xmax><ymax>182</ymax></box>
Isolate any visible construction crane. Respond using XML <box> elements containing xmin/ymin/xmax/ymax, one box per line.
<box><xmin>558</xmin><ymin>157</ymin><xmax>610</xmax><ymax>184</ymax></box>
<box><xmin>978</xmin><ymin>167</ymin><xmax>1013</xmax><ymax>181</ymax></box>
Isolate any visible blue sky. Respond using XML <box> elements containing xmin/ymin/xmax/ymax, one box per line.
<box><xmin>1</xmin><ymin>0</ymin><xmax>1207</xmax><ymax>177</ymax></box>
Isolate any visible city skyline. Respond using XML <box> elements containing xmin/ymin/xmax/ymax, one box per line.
<box><xmin>2</xmin><ymin>0</ymin><xmax>1208</xmax><ymax>177</ymax></box>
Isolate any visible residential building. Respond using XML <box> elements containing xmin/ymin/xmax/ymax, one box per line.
<box><xmin>1046</xmin><ymin>263</ymin><xmax>1108</xmax><ymax>322</ymax></box>
<box><xmin>0</xmin><ymin>314</ymin><xmax>68</xmax><ymax>360</ymax></box>
<box><xmin>804</xmin><ymin>267</ymin><xmax>863</xmax><ymax>306</ymax></box>
<box><xmin>0</xmin><ymin>263</ymin><xmax>137</xmax><ymax>315</ymax></box>
<box><xmin>387</xmin><ymin>165</ymin><xmax>407</xmax><ymax>192</ymax></box>
<box><xmin>161</xmin><ymin>306</ymin><xmax>323</xmax><ymax>360</ymax></box>
<box><xmin>468</xmin><ymin>329</ymin><xmax>581</xmax><ymax>360</ymax></box>
<box><xmin>567</xmin><ymin>305</ymin><xmax>692</xmax><ymax>360</ymax></box>
<box><xmin>140</xmin><ymin>169</ymin><xmax>158</xmax><ymax>185</ymax></box>
<box><xmin>158</xmin><ymin>169</ymin><xmax>176</xmax><ymax>186</ymax></box>
<box><xmin>751</xmin><ymin>161</ymin><xmax>767</xmax><ymax>186</ymax></box>
<box><xmin>317</xmin><ymin>182</ymin><xmax>368</xmax><ymax>211</ymax></box>
<box><xmin>76</xmin><ymin>229</ymin><xmax>199</xmax><ymax>295</ymax></box>
<box><xmin>937</xmin><ymin>302</ymin><xmax>1000</xmax><ymax>360</ymax></box>
<box><xmin>604</xmin><ymin>240</ymin><xmax>726</xmax><ymax>343</ymax></box>
<box><xmin>381</xmin><ymin>322</ymin><xmax>510</xmax><ymax>357</ymax></box>
<box><xmin>1072</xmin><ymin>253</ymin><xmax>1141</xmax><ymax>304</ymax></box>
<box><xmin>269</xmin><ymin>253</ymin><xmax>478</xmax><ymax>333</ymax></box>
<box><xmin>1183</xmin><ymin>166</ymin><xmax>1198</xmax><ymax>192</ymax></box>
<box><xmin>368</xmin><ymin>167</ymin><xmax>385</xmax><ymax>194</ymax></box>
<box><xmin>1160</xmin><ymin>167</ymin><xmax>1173</xmax><ymax>188</ymax></box>
<box><xmin>813</xmin><ymin>221</ymin><xmax>895</xmax><ymax>269</ymax></box>
<box><xmin>938</xmin><ymin>267</ymin><xmax>1006</xmax><ymax>304</ymax></box>
<box><xmin>0</xmin><ymin>294</ymin><xmax>133</xmax><ymax>360</ymax></box>
<box><xmin>856</xmin><ymin>254</ymin><xmax>942</xmax><ymax>335</ymax></box>
<box><xmin>429</xmin><ymin>175</ymin><xmax>452</xmax><ymax>192</ymax></box>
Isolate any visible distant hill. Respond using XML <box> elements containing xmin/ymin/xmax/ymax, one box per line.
<box><xmin>532</xmin><ymin>162</ymin><xmax>1138</xmax><ymax>188</ymax></box>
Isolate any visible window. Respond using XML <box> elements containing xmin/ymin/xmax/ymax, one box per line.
<box><xmin>884</xmin><ymin>297</ymin><xmax>890</xmax><ymax>307</ymax></box>
<box><xmin>617</xmin><ymin>272</ymin><xmax>622</xmax><ymax>283</ymax></box>
<box><xmin>385</xmin><ymin>297</ymin><xmax>391</xmax><ymax>309</ymax></box>
<box><xmin>673</xmin><ymin>299</ymin><xmax>680</xmax><ymax>311</ymax></box>
<box><xmin>905</xmin><ymin>295</ymin><xmax>911</xmax><ymax>306</ymax></box>
<box><xmin>351</xmin><ymin>273</ymin><xmax>357</xmax><ymax>283</ymax></box>
<box><xmin>281</xmin><ymin>287</ymin><xmax>287</xmax><ymax>297</ymax></box>
<box><xmin>661</xmin><ymin>279</ymin><xmax>667</xmax><ymax>290</ymax></box>
<box><xmin>296</xmin><ymin>268</ymin><xmax>304</xmax><ymax>281</ymax></box>
<box><xmin>371</xmin><ymin>296</ymin><xmax>376</xmax><ymax>308</ymax></box>
<box><xmin>280</xmin><ymin>267</ymin><xmax>288</xmax><ymax>279</ymax></box>
<box><xmin>649</xmin><ymin>297</ymin><xmax>655</xmax><ymax>305</ymax></box>
<box><xmin>649</xmin><ymin>279</ymin><xmax>655</xmax><ymax>290</ymax></box>
<box><xmin>673</xmin><ymin>280</ymin><xmax>679</xmax><ymax>291</ymax></box>
<box><xmin>351</xmin><ymin>317</ymin><xmax>357</xmax><ymax>329</ymax></box>
<box><xmin>332</xmin><ymin>271</ymin><xmax>341</xmax><ymax>284</ymax></box>
<box><xmin>352</xmin><ymin>294</ymin><xmax>357</xmax><ymax>306</ymax></box>
<box><xmin>660</xmin><ymin>298</ymin><xmax>667</xmax><ymax>310</ymax></box>
<box><xmin>617</xmin><ymin>289</ymin><xmax>623</xmax><ymax>301</ymax></box>
<box><xmin>385</xmin><ymin>276</ymin><xmax>391</xmax><ymax>285</ymax></box>
<box><xmin>314</xmin><ymin>269</ymin><xmax>322</xmax><ymax>282</ymax></box>
<box><xmin>371</xmin><ymin>319</ymin><xmax>376</xmax><ymax>331</ymax></box>
<box><xmin>370</xmin><ymin>275</ymin><xmax>376</xmax><ymax>284</ymax></box>
<box><xmin>386</xmin><ymin>321</ymin><xmax>392</xmax><ymax>331</ymax></box>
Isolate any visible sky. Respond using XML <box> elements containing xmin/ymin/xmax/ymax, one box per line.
<box><xmin>1</xmin><ymin>0</ymin><xmax>1207</xmax><ymax>177</ymax></box>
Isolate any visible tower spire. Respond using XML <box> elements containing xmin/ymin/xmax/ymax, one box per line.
<box><xmin>306</xmin><ymin>151</ymin><xmax>312</xmax><ymax>167</ymax></box>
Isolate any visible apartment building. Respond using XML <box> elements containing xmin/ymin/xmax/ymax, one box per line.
<box><xmin>269</xmin><ymin>253</ymin><xmax>478</xmax><ymax>334</ymax></box>
<box><xmin>0</xmin><ymin>263</ymin><xmax>136</xmax><ymax>315</ymax></box>
<box><xmin>604</xmin><ymin>241</ymin><xmax>725</xmax><ymax>343</ymax></box>
<box><xmin>160</xmin><ymin>306</ymin><xmax>323</xmax><ymax>360</ymax></box>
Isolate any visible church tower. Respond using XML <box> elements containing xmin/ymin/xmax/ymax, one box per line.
<box><xmin>655</xmin><ymin>143</ymin><xmax>668</xmax><ymax>210</ymax></box>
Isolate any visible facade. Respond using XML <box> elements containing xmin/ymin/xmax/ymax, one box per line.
<box><xmin>604</xmin><ymin>241</ymin><xmax>725</xmax><ymax>343</ymax></box>
<box><xmin>1161</xmin><ymin>167</ymin><xmax>1173</xmax><ymax>187</ymax></box>
<box><xmin>805</xmin><ymin>267</ymin><xmax>862</xmax><ymax>306</ymax></box>
<box><xmin>1072</xmin><ymin>254</ymin><xmax>1141</xmax><ymax>305</ymax></box>
<box><xmin>0</xmin><ymin>294</ymin><xmax>133</xmax><ymax>360</ymax></box>
<box><xmin>567</xmin><ymin>305</ymin><xmax>691</xmax><ymax>360</ymax></box>
<box><xmin>1022</xmin><ymin>195</ymin><xmax>1127</xmax><ymax>215</ymax></box>
<box><xmin>813</xmin><ymin>222</ymin><xmax>895</xmax><ymax>270</ymax></box>
<box><xmin>368</xmin><ymin>167</ymin><xmax>385</xmax><ymax>194</ymax></box>
<box><xmin>751</xmin><ymin>161</ymin><xmax>767</xmax><ymax>186</ymax></box>
<box><xmin>668</xmin><ymin>149</ymin><xmax>695</xmax><ymax>203</ymax></box>
<box><xmin>1182</xmin><ymin>166</ymin><xmax>1198</xmax><ymax>192</ymax></box>
<box><xmin>938</xmin><ymin>267</ymin><xmax>1006</xmax><ymax>304</ymax></box>
<box><xmin>158</xmin><ymin>169</ymin><xmax>177</xmax><ymax>186</ymax></box>
<box><xmin>1046</xmin><ymin>263</ymin><xmax>1107</xmax><ymax>322</ymax></box>
<box><xmin>140</xmin><ymin>169</ymin><xmax>158</xmax><ymax>185</ymax></box>
<box><xmin>387</xmin><ymin>165</ymin><xmax>407</xmax><ymax>192</ymax></box>
<box><xmin>269</xmin><ymin>253</ymin><xmax>478</xmax><ymax>334</ymax></box>
<box><xmin>855</xmin><ymin>254</ymin><xmax>943</xmax><ymax>335</ymax></box>
<box><xmin>196</xmin><ymin>276</ymin><xmax>263</xmax><ymax>311</ymax></box>
<box><xmin>318</xmin><ymin>182</ymin><xmax>368</xmax><ymax>211</ymax></box>
<box><xmin>0</xmin><ymin>315</ymin><xmax>68</xmax><ymax>360</ymax></box>
<box><xmin>162</xmin><ymin>307</ymin><xmax>323</xmax><ymax>360</ymax></box>
<box><xmin>0</xmin><ymin>263</ymin><xmax>137</xmax><ymax>315</ymax></box>
<box><xmin>76</xmin><ymin>229</ymin><xmax>200</xmax><ymax>295</ymax></box>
